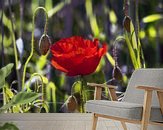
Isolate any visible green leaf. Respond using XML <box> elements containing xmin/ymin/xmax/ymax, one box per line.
<box><xmin>1</xmin><ymin>12</ymin><xmax>12</xmax><ymax>34</ymax></box>
<box><xmin>0</xmin><ymin>63</ymin><xmax>14</xmax><ymax>88</ymax></box>
<box><xmin>136</xmin><ymin>39</ymin><xmax>142</xmax><ymax>68</ymax></box>
<box><xmin>140</xmin><ymin>46</ymin><xmax>146</xmax><ymax>68</ymax></box>
<box><xmin>5</xmin><ymin>86</ymin><xmax>14</xmax><ymax>99</ymax></box>
<box><xmin>95</xmin><ymin>57</ymin><xmax>105</xmax><ymax>72</ymax></box>
<box><xmin>71</xmin><ymin>81</ymin><xmax>82</xmax><ymax>94</ymax></box>
<box><xmin>130</xmin><ymin>21</ymin><xmax>137</xmax><ymax>49</ymax></box>
<box><xmin>142</xmin><ymin>14</ymin><xmax>163</xmax><ymax>23</ymax></box>
<box><xmin>12</xmin><ymin>92</ymin><xmax>42</xmax><ymax>105</ymax></box>
<box><xmin>0</xmin><ymin>123</ymin><xmax>19</xmax><ymax>130</ymax></box>
<box><xmin>0</xmin><ymin>102</ymin><xmax>13</xmax><ymax>113</ymax></box>
<box><xmin>125</xmin><ymin>33</ymin><xmax>139</xmax><ymax>69</ymax></box>
<box><xmin>0</xmin><ymin>92</ymin><xmax>42</xmax><ymax>113</ymax></box>
<box><xmin>48</xmin><ymin>0</ymin><xmax>71</xmax><ymax>18</ymax></box>
<box><xmin>106</xmin><ymin>52</ymin><xmax>115</xmax><ymax>66</ymax></box>
<box><xmin>36</xmin><ymin>55</ymin><xmax>47</xmax><ymax>70</ymax></box>
<box><xmin>12</xmin><ymin>105</ymin><xmax>22</xmax><ymax>113</ymax></box>
<box><xmin>45</xmin><ymin>0</ymin><xmax>53</xmax><ymax>11</ymax></box>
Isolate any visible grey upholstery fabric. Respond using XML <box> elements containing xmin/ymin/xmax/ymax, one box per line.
<box><xmin>86</xmin><ymin>100</ymin><xmax>143</xmax><ymax>120</ymax></box>
<box><xmin>123</xmin><ymin>69</ymin><xmax>163</xmax><ymax>106</ymax></box>
<box><xmin>86</xmin><ymin>69</ymin><xmax>163</xmax><ymax>123</ymax></box>
<box><xmin>86</xmin><ymin>100</ymin><xmax>163</xmax><ymax>122</ymax></box>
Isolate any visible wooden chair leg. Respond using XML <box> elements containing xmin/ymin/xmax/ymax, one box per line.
<box><xmin>121</xmin><ymin>121</ymin><xmax>127</xmax><ymax>130</ymax></box>
<box><xmin>92</xmin><ymin>113</ymin><xmax>98</xmax><ymax>130</ymax></box>
<box><xmin>141</xmin><ymin>90</ymin><xmax>152</xmax><ymax>130</ymax></box>
<box><xmin>157</xmin><ymin>91</ymin><xmax>163</xmax><ymax>114</ymax></box>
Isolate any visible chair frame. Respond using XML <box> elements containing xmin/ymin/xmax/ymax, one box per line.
<box><xmin>87</xmin><ymin>83</ymin><xmax>163</xmax><ymax>130</ymax></box>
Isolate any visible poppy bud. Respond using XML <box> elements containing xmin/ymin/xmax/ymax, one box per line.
<box><xmin>112</xmin><ymin>66</ymin><xmax>123</xmax><ymax>81</ymax></box>
<box><xmin>39</xmin><ymin>34</ymin><xmax>51</xmax><ymax>55</ymax></box>
<box><xmin>66</xmin><ymin>95</ymin><xmax>78</xmax><ymax>112</ymax></box>
<box><xmin>123</xmin><ymin>16</ymin><xmax>131</xmax><ymax>32</ymax></box>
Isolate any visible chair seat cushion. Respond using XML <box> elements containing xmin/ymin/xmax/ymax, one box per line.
<box><xmin>86</xmin><ymin>100</ymin><xmax>163</xmax><ymax>122</ymax></box>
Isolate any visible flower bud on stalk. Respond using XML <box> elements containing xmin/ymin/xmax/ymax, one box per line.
<box><xmin>66</xmin><ymin>95</ymin><xmax>78</xmax><ymax>112</ymax></box>
<box><xmin>39</xmin><ymin>34</ymin><xmax>51</xmax><ymax>55</ymax></box>
<box><xmin>123</xmin><ymin>16</ymin><xmax>131</xmax><ymax>32</ymax></box>
<box><xmin>112</xmin><ymin>66</ymin><xmax>123</xmax><ymax>81</ymax></box>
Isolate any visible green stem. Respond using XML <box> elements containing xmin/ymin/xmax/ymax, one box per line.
<box><xmin>80</xmin><ymin>77</ymin><xmax>83</xmax><ymax>113</ymax></box>
<box><xmin>1</xmin><ymin>9</ymin><xmax>5</xmax><ymax>66</ymax></box>
<box><xmin>28</xmin><ymin>73</ymin><xmax>44</xmax><ymax>101</ymax></box>
<box><xmin>3</xmin><ymin>87</ymin><xmax>6</xmax><ymax>106</ymax></box>
<box><xmin>80</xmin><ymin>76</ymin><xmax>86</xmax><ymax>113</ymax></box>
<box><xmin>22</xmin><ymin>7</ymin><xmax>48</xmax><ymax>90</ymax></box>
<box><xmin>8</xmin><ymin>0</ymin><xmax>21</xmax><ymax>90</ymax></box>
<box><xmin>135</xmin><ymin>0</ymin><xmax>146</xmax><ymax>68</ymax></box>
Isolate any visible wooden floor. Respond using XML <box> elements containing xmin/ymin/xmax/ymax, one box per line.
<box><xmin>0</xmin><ymin>113</ymin><xmax>155</xmax><ymax>130</ymax></box>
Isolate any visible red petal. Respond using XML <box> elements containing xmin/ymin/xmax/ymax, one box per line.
<box><xmin>98</xmin><ymin>43</ymin><xmax>107</xmax><ymax>56</ymax></box>
<box><xmin>51</xmin><ymin>58</ymin><xmax>69</xmax><ymax>73</ymax></box>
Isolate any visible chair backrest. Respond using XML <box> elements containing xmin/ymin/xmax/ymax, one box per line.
<box><xmin>123</xmin><ymin>68</ymin><xmax>163</xmax><ymax>107</ymax></box>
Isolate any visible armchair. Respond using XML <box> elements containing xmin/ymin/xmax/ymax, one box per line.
<box><xmin>86</xmin><ymin>69</ymin><xmax>163</xmax><ymax>130</ymax></box>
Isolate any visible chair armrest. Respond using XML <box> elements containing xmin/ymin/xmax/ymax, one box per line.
<box><xmin>137</xmin><ymin>85</ymin><xmax>163</xmax><ymax>124</ymax></box>
<box><xmin>87</xmin><ymin>82</ymin><xmax>117</xmax><ymax>101</ymax></box>
<box><xmin>87</xmin><ymin>83</ymin><xmax>116</xmax><ymax>89</ymax></box>
<box><xmin>136</xmin><ymin>86</ymin><xmax>163</xmax><ymax>117</ymax></box>
<box><xmin>136</xmin><ymin>86</ymin><xmax>163</xmax><ymax>92</ymax></box>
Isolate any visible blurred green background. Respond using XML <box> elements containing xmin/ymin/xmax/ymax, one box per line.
<box><xmin>0</xmin><ymin>0</ymin><xmax>163</xmax><ymax>113</ymax></box>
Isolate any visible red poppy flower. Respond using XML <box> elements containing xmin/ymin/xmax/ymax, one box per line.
<box><xmin>50</xmin><ymin>36</ymin><xmax>107</xmax><ymax>76</ymax></box>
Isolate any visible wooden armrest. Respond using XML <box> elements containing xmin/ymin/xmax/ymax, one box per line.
<box><xmin>137</xmin><ymin>86</ymin><xmax>163</xmax><ymax>119</ymax></box>
<box><xmin>137</xmin><ymin>86</ymin><xmax>163</xmax><ymax>124</ymax></box>
<box><xmin>136</xmin><ymin>86</ymin><xmax>163</xmax><ymax>92</ymax></box>
<box><xmin>87</xmin><ymin>82</ymin><xmax>117</xmax><ymax>101</ymax></box>
<box><xmin>87</xmin><ymin>82</ymin><xmax>116</xmax><ymax>89</ymax></box>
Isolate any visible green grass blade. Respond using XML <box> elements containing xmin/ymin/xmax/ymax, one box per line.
<box><xmin>143</xmin><ymin>14</ymin><xmax>163</xmax><ymax>23</ymax></box>
<box><xmin>125</xmin><ymin>33</ymin><xmax>139</xmax><ymax>69</ymax></box>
